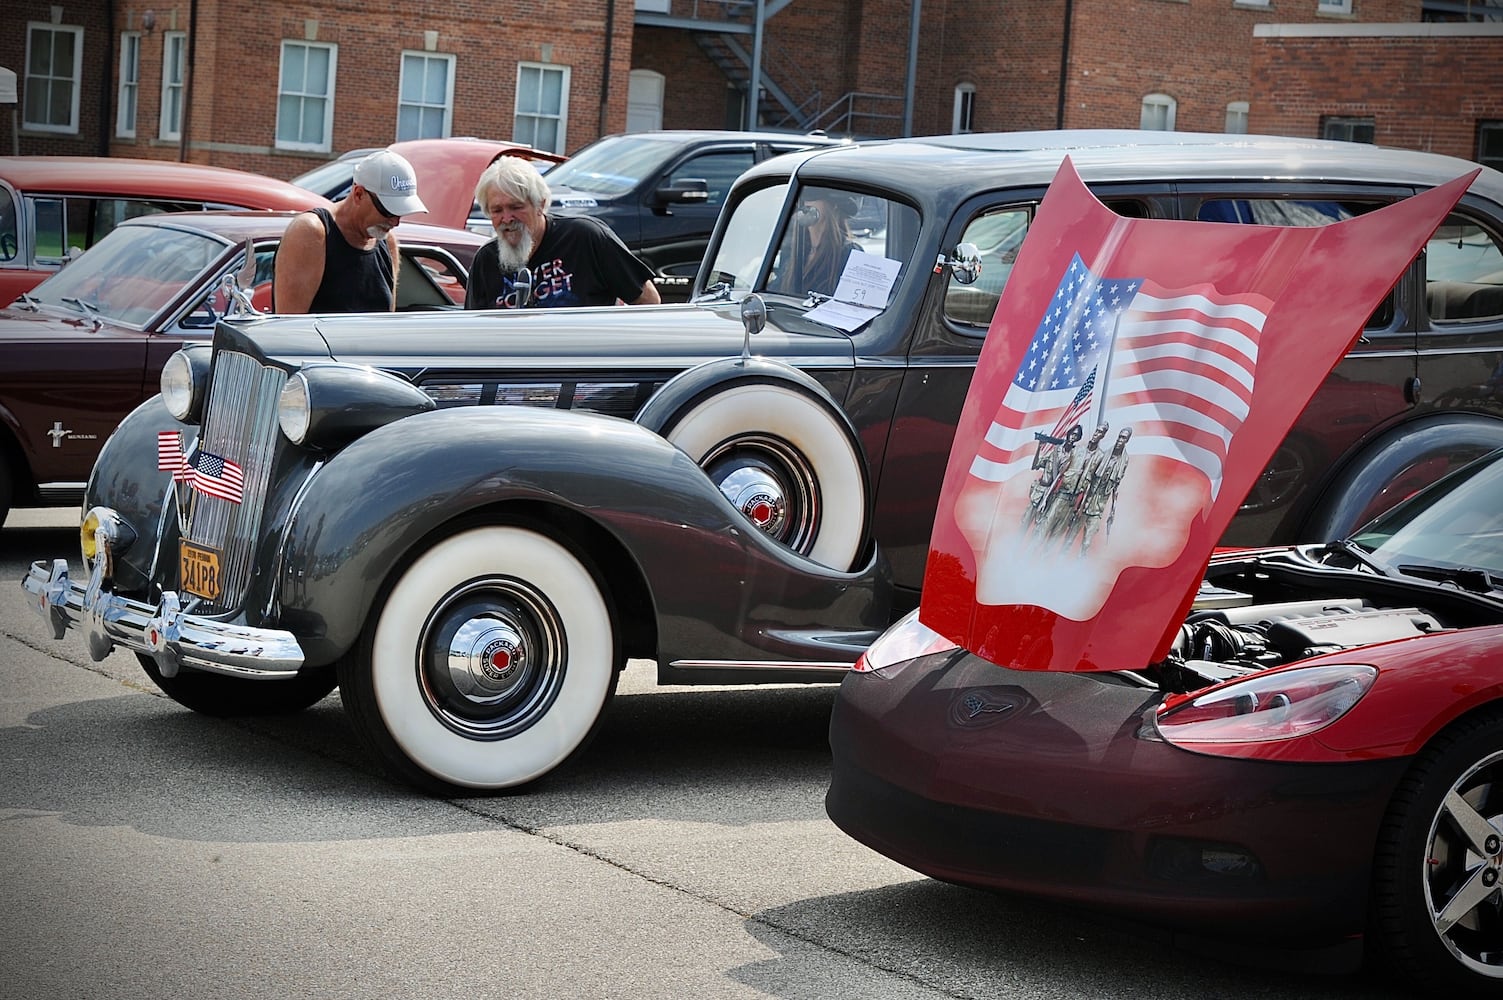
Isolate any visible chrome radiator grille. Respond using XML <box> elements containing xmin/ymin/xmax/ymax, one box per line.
<box><xmin>183</xmin><ymin>351</ymin><xmax>286</xmax><ymax>614</ymax></box>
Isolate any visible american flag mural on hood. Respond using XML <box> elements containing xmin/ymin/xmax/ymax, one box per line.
<box><xmin>920</xmin><ymin>158</ymin><xmax>1477</xmax><ymax>673</ymax></box>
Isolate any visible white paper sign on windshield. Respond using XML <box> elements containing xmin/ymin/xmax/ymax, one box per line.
<box><xmin>804</xmin><ymin>250</ymin><xmax>902</xmax><ymax>332</ymax></box>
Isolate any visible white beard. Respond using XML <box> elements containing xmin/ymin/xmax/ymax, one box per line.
<box><xmin>494</xmin><ymin>224</ymin><xmax>533</xmax><ymax>270</ymax></box>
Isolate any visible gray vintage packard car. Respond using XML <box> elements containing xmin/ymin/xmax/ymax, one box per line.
<box><xmin>23</xmin><ymin>130</ymin><xmax>1503</xmax><ymax>793</ymax></box>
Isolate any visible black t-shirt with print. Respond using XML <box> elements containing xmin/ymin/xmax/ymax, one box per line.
<box><xmin>465</xmin><ymin>214</ymin><xmax>653</xmax><ymax>309</ymax></box>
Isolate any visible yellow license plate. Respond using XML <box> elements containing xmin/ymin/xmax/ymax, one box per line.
<box><xmin>179</xmin><ymin>540</ymin><xmax>223</xmax><ymax>601</ymax></box>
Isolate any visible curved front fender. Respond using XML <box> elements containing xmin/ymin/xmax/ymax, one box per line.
<box><xmin>276</xmin><ymin>405</ymin><xmax>889</xmax><ymax>665</ymax></box>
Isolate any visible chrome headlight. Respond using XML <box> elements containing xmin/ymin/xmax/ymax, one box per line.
<box><xmin>278</xmin><ymin>372</ymin><xmax>312</xmax><ymax>445</ymax></box>
<box><xmin>278</xmin><ymin>364</ymin><xmax>435</xmax><ymax>449</ymax></box>
<box><xmin>160</xmin><ymin>346</ymin><xmax>211</xmax><ymax>422</ymax></box>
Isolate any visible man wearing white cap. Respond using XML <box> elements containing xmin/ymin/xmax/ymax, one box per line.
<box><xmin>273</xmin><ymin>148</ymin><xmax>428</xmax><ymax>313</ymax></box>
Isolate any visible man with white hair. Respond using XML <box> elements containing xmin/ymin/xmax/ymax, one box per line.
<box><xmin>465</xmin><ymin>156</ymin><xmax>660</xmax><ymax>309</ymax></box>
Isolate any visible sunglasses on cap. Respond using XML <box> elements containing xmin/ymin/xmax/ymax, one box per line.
<box><xmin>364</xmin><ymin>187</ymin><xmax>399</xmax><ymax>221</ymax></box>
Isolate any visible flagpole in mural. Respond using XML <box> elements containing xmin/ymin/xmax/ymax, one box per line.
<box><xmin>921</xmin><ymin>158</ymin><xmax>1478</xmax><ymax>675</ymax></box>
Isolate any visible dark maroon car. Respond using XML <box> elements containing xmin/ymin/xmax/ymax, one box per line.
<box><xmin>0</xmin><ymin>210</ymin><xmax>485</xmax><ymax>524</ymax></box>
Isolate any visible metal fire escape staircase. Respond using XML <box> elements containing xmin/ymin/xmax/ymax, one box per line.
<box><xmin>635</xmin><ymin>0</ymin><xmax>902</xmax><ymax>136</ymax></box>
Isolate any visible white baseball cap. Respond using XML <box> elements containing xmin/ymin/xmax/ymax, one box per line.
<box><xmin>353</xmin><ymin>149</ymin><xmax>428</xmax><ymax>216</ymax></box>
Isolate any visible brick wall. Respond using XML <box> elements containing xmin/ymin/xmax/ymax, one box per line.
<box><xmin>13</xmin><ymin>1</ymin><xmax>629</xmax><ymax>178</ymax></box>
<box><xmin>1252</xmin><ymin>25</ymin><xmax>1503</xmax><ymax>160</ymax></box>
<box><xmin>2</xmin><ymin>2</ymin><xmax>116</xmax><ymax>157</ymax></box>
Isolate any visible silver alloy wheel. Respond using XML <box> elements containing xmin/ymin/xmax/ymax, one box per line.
<box><xmin>1422</xmin><ymin>747</ymin><xmax>1503</xmax><ymax>977</ymax></box>
<box><xmin>417</xmin><ymin>577</ymin><xmax>567</xmax><ymax>740</ymax></box>
<box><xmin>701</xmin><ymin>433</ymin><xmax>818</xmax><ymax>555</ymax></box>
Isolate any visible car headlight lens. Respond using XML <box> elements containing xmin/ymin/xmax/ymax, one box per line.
<box><xmin>278</xmin><ymin>372</ymin><xmax>312</xmax><ymax>445</ymax></box>
<box><xmin>79</xmin><ymin>506</ymin><xmax>134</xmax><ymax>576</ymax></box>
<box><xmin>1156</xmin><ymin>663</ymin><xmax>1377</xmax><ymax>745</ymax></box>
<box><xmin>854</xmin><ymin>609</ymin><xmax>958</xmax><ymax>674</ymax></box>
<box><xmin>160</xmin><ymin>351</ymin><xmax>197</xmax><ymax>421</ymax></box>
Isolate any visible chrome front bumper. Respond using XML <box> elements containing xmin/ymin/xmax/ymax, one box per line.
<box><xmin>21</xmin><ymin>557</ymin><xmax>304</xmax><ymax>679</ymax></box>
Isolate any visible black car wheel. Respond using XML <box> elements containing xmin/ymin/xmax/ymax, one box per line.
<box><xmin>0</xmin><ymin>232</ymin><xmax>16</xmax><ymax>260</ymax></box>
<box><xmin>337</xmin><ymin>525</ymin><xmax>619</xmax><ymax>793</ymax></box>
<box><xmin>136</xmin><ymin>653</ymin><xmax>337</xmax><ymax>716</ymax></box>
<box><xmin>1371</xmin><ymin>711</ymin><xmax>1503</xmax><ymax>994</ymax></box>
<box><xmin>662</xmin><ymin>382</ymin><xmax>868</xmax><ymax>572</ymax></box>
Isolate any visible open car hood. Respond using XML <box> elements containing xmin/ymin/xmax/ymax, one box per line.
<box><xmin>393</xmin><ymin>139</ymin><xmax>567</xmax><ymax>230</ymax></box>
<box><xmin>919</xmin><ymin>158</ymin><xmax>1476</xmax><ymax>674</ymax></box>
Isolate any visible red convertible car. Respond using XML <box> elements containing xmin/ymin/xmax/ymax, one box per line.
<box><xmin>825</xmin><ymin>164</ymin><xmax>1503</xmax><ymax>991</ymax></box>
<box><xmin>0</xmin><ymin>156</ymin><xmax>330</xmax><ymax>305</ymax></box>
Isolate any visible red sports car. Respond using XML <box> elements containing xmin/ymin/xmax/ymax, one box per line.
<box><xmin>825</xmin><ymin>161</ymin><xmax>1503</xmax><ymax>992</ymax></box>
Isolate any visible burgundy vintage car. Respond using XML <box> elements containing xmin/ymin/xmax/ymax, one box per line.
<box><xmin>0</xmin><ymin>210</ymin><xmax>485</xmax><ymax>524</ymax></box>
<box><xmin>0</xmin><ymin>156</ymin><xmax>330</xmax><ymax>305</ymax></box>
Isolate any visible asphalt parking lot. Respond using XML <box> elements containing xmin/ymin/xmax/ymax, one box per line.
<box><xmin>1</xmin><ymin>507</ymin><xmax>1415</xmax><ymax>999</ymax></box>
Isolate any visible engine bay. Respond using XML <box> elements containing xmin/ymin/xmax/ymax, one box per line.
<box><xmin>1150</xmin><ymin>545</ymin><xmax>1496</xmax><ymax>694</ymax></box>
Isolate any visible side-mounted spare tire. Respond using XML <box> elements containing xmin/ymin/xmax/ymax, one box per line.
<box><xmin>652</xmin><ymin>378</ymin><xmax>870</xmax><ymax>572</ymax></box>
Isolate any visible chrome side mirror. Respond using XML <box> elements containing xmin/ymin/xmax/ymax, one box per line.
<box><xmin>739</xmin><ymin>293</ymin><xmax>767</xmax><ymax>361</ymax></box>
<box><xmin>938</xmin><ymin>242</ymin><xmax>982</xmax><ymax>285</ymax></box>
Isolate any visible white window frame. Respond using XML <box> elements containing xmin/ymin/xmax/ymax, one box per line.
<box><xmin>1317</xmin><ymin>0</ymin><xmax>1353</xmax><ymax>14</ymax></box>
<box><xmin>1225</xmin><ymin>101</ymin><xmax>1249</xmax><ymax>135</ymax></box>
<box><xmin>116</xmin><ymin>31</ymin><xmax>141</xmax><ymax>138</ymax></box>
<box><xmin>396</xmin><ymin>51</ymin><xmax>455</xmax><ymax>141</ymax></box>
<box><xmin>514</xmin><ymin>62</ymin><xmax>570</xmax><ymax>155</ymax></box>
<box><xmin>22</xmin><ymin>22</ymin><xmax>84</xmax><ymax>134</ymax></box>
<box><xmin>276</xmin><ymin>40</ymin><xmax>338</xmax><ymax>153</ymax></box>
<box><xmin>159</xmin><ymin>31</ymin><xmax>187</xmax><ymax>141</ymax></box>
<box><xmin>952</xmin><ymin>83</ymin><xmax>976</xmax><ymax>134</ymax></box>
<box><xmin>1140</xmin><ymin>93</ymin><xmax>1177</xmax><ymax>131</ymax></box>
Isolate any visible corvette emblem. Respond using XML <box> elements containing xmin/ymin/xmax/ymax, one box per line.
<box><xmin>950</xmin><ymin>689</ymin><xmax>1024</xmax><ymax>727</ymax></box>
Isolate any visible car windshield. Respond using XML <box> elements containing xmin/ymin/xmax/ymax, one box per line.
<box><xmin>543</xmin><ymin>135</ymin><xmax>678</xmax><ymax>197</ymax></box>
<box><xmin>30</xmin><ymin>223</ymin><xmax>227</xmax><ymax>326</ymax></box>
<box><xmin>1351</xmin><ymin>451</ymin><xmax>1503</xmax><ymax>578</ymax></box>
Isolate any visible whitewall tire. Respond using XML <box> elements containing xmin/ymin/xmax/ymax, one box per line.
<box><xmin>340</xmin><ymin>525</ymin><xmax>618</xmax><ymax>792</ymax></box>
<box><xmin>663</xmin><ymin>382</ymin><xmax>868</xmax><ymax>572</ymax></box>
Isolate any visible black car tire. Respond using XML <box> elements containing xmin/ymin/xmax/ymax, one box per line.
<box><xmin>136</xmin><ymin>653</ymin><xmax>338</xmax><ymax>716</ymax></box>
<box><xmin>0</xmin><ymin>459</ymin><xmax>11</xmax><ymax>527</ymax></box>
<box><xmin>662</xmin><ymin>382</ymin><xmax>868</xmax><ymax>572</ymax></box>
<box><xmin>1370</xmin><ymin>709</ymin><xmax>1503</xmax><ymax>994</ymax></box>
<box><xmin>337</xmin><ymin>525</ymin><xmax>619</xmax><ymax>794</ymax></box>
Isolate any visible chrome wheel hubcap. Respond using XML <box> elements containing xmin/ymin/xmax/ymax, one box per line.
<box><xmin>702</xmin><ymin>434</ymin><xmax>818</xmax><ymax>555</ymax></box>
<box><xmin>417</xmin><ymin>577</ymin><xmax>566</xmax><ymax>740</ymax></box>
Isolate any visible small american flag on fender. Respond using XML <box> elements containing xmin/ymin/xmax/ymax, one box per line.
<box><xmin>156</xmin><ymin>431</ymin><xmax>191</xmax><ymax>482</ymax></box>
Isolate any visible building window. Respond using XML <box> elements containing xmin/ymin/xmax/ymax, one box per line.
<box><xmin>515</xmin><ymin>63</ymin><xmax>569</xmax><ymax>154</ymax></box>
<box><xmin>1317</xmin><ymin>0</ymin><xmax>1353</xmax><ymax>13</ymax></box>
<box><xmin>22</xmin><ymin>22</ymin><xmax>84</xmax><ymax>133</ymax></box>
<box><xmin>1322</xmin><ymin>116</ymin><xmax>1375</xmax><ymax>143</ymax></box>
<box><xmin>277</xmin><ymin>40</ymin><xmax>338</xmax><ymax>152</ymax></box>
<box><xmin>159</xmin><ymin>31</ymin><xmax>186</xmax><ymax>140</ymax></box>
<box><xmin>1140</xmin><ymin>93</ymin><xmax>1176</xmax><ymax>131</ymax></box>
<box><xmin>953</xmin><ymin>83</ymin><xmax>976</xmax><ymax>134</ymax></box>
<box><xmin>1480</xmin><ymin>122</ymin><xmax>1503</xmax><ymax>172</ymax></box>
<box><xmin>117</xmin><ymin>32</ymin><xmax>140</xmax><ymax>138</ymax></box>
<box><xmin>397</xmin><ymin>51</ymin><xmax>454</xmax><ymax>141</ymax></box>
<box><xmin>1225</xmin><ymin>101</ymin><xmax>1249</xmax><ymax>134</ymax></box>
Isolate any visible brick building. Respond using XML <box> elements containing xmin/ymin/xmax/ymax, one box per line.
<box><xmin>2</xmin><ymin>0</ymin><xmax>1499</xmax><ymax>181</ymax></box>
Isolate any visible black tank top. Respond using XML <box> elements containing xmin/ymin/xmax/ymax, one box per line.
<box><xmin>289</xmin><ymin>207</ymin><xmax>394</xmax><ymax>313</ymax></box>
